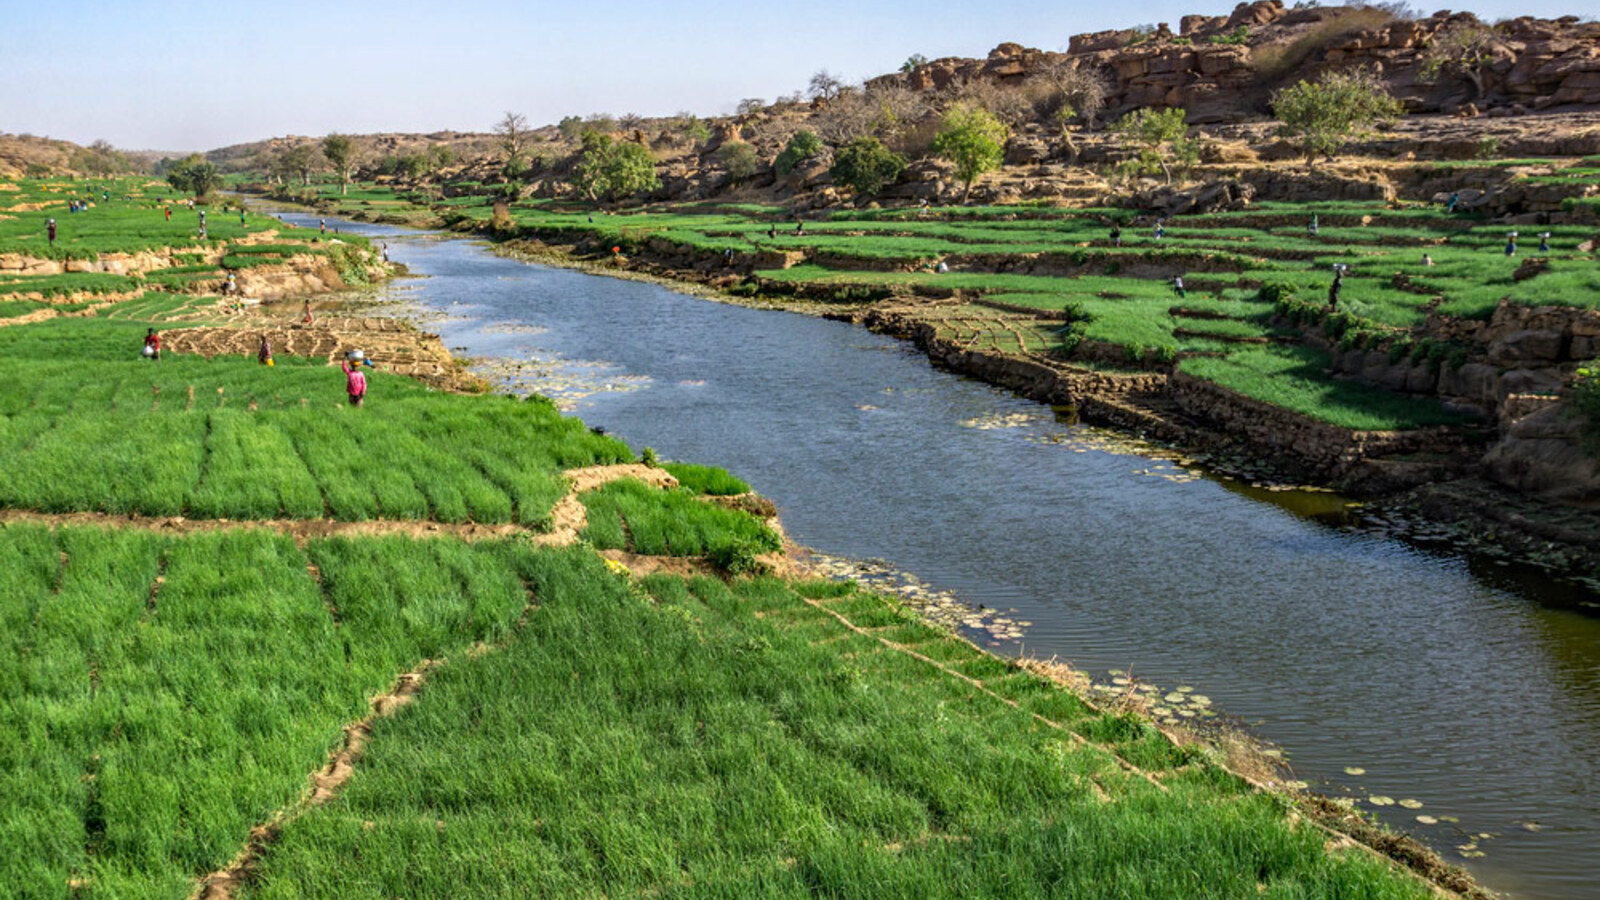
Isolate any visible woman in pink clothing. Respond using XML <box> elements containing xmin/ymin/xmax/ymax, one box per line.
<box><xmin>342</xmin><ymin>352</ymin><xmax>368</xmax><ymax>407</ymax></box>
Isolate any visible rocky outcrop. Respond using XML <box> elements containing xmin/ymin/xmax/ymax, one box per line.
<box><xmin>878</xmin><ymin>5</ymin><xmax>1600</xmax><ymax>124</ymax></box>
<box><xmin>1483</xmin><ymin>401</ymin><xmax>1600</xmax><ymax>500</ymax></box>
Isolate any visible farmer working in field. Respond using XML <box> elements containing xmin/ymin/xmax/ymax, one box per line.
<box><xmin>143</xmin><ymin>328</ymin><xmax>161</xmax><ymax>361</ymax></box>
<box><xmin>47</xmin><ymin>219</ymin><xmax>56</xmax><ymax>246</ymax></box>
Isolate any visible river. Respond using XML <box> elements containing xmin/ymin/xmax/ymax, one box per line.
<box><xmin>283</xmin><ymin>212</ymin><xmax>1600</xmax><ymax>899</ymax></box>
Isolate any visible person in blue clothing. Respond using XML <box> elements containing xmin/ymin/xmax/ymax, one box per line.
<box><xmin>1446</xmin><ymin>192</ymin><xmax>1459</xmax><ymax>213</ymax></box>
<box><xmin>1504</xmin><ymin>232</ymin><xmax>1517</xmax><ymax>256</ymax></box>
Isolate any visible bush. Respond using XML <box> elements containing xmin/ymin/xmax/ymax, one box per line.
<box><xmin>829</xmin><ymin>136</ymin><xmax>907</xmax><ymax>197</ymax></box>
<box><xmin>775</xmin><ymin>130</ymin><xmax>824</xmax><ymax>176</ymax></box>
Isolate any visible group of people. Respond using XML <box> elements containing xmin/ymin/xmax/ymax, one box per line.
<box><xmin>138</xmin><ymin>327</ymin><xmax>370</xmax><ymax>407</ymax></box>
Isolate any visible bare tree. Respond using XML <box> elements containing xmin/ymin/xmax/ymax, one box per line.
<box><xmin>495</xmin><ymin>111</ymin><xmax>530</xmax><ymax>162</ymax></box>
<box><xmin>1032</xmin><ymin>58</ymin><xmax>1110</xmax><ymax>128</ymax></box>
<box><xmin>735</xmin><ymin>98</ymin><xmax>766</xmax><ymax>116</ymax></box>
<box><xmin>812</xmin><ymin>91</ymin><xmax>877</xmax><ymax>144</ymax></box>
<box><xmin>808</xmin><ymin>69</ymin><xmax>846</xmax><ymax>101</ymax></box>
<box><xmin>1417</xmin><ymin>21</ymin><xmax>1499</xmax><ymax>98</ymax></box>
<box><xmin>949</xmin><ymin>79</ymin><xmax>1034</xmax><ymax>128</ymax></box>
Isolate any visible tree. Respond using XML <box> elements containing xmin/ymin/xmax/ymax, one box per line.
<box><xmin>1417</xmin><ymin>21</ymin><xmax>1499</xmax><ymax>99</ymax></box>
<box><xmin>775</xmin><ymin>130</ymin><xmax>825</xmax><ymax>176</ymax></box>
<box><xmin>321</xmin><ymin>133</ymin><xmax>358</xmax><ymax>195</ymax></box>
<box><xmin>829</xmin><ymin>136</ymin><xmax>906</xmax><ymax>197</ymax></box>
<box><xmin>930</xmin><ymin>105</ymin><xmax>1009</xmax><ymax>200</ymax></box>
<box><xmin>165</xmin><ymin>153</ymin><xmax>220</xmax><ymax>197</ymax></box>
<box><xmin>735</xmin><ymin>98</ymin><xmax>766</xmax><ymax>116</ymax></box>
<box><xmin>1033</xmin><ymin>59</ymin><xmax>1109</xmax><ymax>129</ymax></box>
<box><xmin>575</xmin><ymin>131</ymin><xmax>660</xmax><ymax>202</ymax></box>
<box><xmin>495</xmin><ymin>111</ymin><xmax>530</xmax><ymax>163</ymax></box>
<box><xmin>429</xmin><ymin>144</ymin><xmax>456</xmax><ymax>168</ymax></box>
<box><xmin>808</xmin><ymin>69</ymin><xmax>846</xmax><ymax>101</ymax></box>
<box><xmin>901</xmin><ymin>54</ymin><xmax>929</xmax><ymax>73</ymax></box>
<box><xmin>557</xmin><ymin>115</ymin><xmax>587</xmax><ymax>141</ymax></box>
<box><xmin>718</xmin><ymin>142</ymin><xmax>760</xmax><ymax>183</ymax></box>
<box><xmin>1271</xmin><ymin>68</ymin><xmax>1402</xmax><ymax>167</ymax></box>
<box><xmin>1109</xmin><ymin>107</ymin><xmax>1194</xmax><ymax>184</ymax></box>
<box><xmin>279</xmin><ymin>144</ymin><xmax>321</xmax><ymax>186</ymax></box>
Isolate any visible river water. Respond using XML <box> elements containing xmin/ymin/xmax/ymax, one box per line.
<box><xmin>286</xmin><ymin>213</ymin><xmax>1600</xmax><ymax>899</ymax></box>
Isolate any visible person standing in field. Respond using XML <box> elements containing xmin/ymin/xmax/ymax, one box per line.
<box><xmin>47</xmin><ymin>219</ymin><xmax>56</xmax><ymax>246</ymax></box>
<box><xmin>239</xmin><ymin>208</ymin><xmax>246</xmax><ymax>225</ymax></box>
<box><xmin>164</xmin><ymin>206</ymin><xmax>171</xmax><ymax>221</ymax></box>
<box><xmin>302</xmin><ymin>298</ymin><xmax>314</xmax><ymax>324</ymax></box>
<box><xmin>1172</xmin><ymin>275</ymin><xmax>1186</xmax><ymax>299</ymax></box>
<box><xmin>258</xmin><ymin>334</ymin><xmax>272</xmax><ymax>365</ymax></box>
<box><xmin>342</xmin><ymin>353</ymin><xmax>367</xmax><ymax>407</ymax></box>
<box><xmin>1504</xmin><ymin>232</ymin><xmax>1517</xmax><ymax>256</ymax></box>
<box><xmin>143</xmin><ymin>328</ymin><xmax>161</xmax><ymax>361</ymax></box>
<box><xmin>319</xmin><ymin>218</ymin><xmax>327</xmax><ymax>234</ymax></box>
<box><xmin>1154</xmin><ymin>220</ymin><xmax>1166</xmax><ymax>241</ymax></box>
<box><xmin>1328</xmin><ymin>266</ymin><xmax>1344</xmax><ymax>309</ymax></box>
<box><xmin>1110</xmin><ymin>222</ymin><xmax>1122</xmax><ymax>247</ymax></box>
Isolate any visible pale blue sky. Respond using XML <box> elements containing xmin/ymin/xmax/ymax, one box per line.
<box><xmin>1</xmin><ymin>0</ymin><xmax>1584</xmax><ymax>151</ymax></box>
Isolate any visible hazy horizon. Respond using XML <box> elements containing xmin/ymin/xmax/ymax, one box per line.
<box><xmin>4</xmin><ymin>0</ymin><xmax>1589</xmax><ymax>153</ymax></box>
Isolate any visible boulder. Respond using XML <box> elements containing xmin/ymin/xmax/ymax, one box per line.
<box><xmin>1482</xmin><ymin>402</ymin><xmax>1600</xmax><ymax>500</ymax></box>
<box><xmin>1488</xmin><ymin>329</ymin><xmax>1567</xmax><ymax>365</ymax></box>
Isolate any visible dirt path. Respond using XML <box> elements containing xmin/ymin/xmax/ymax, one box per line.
<box><xmin>163</xmin><ymin>317</ymin><xmax>483</xmax><ymax>392</ymax></box>
<box><xmin>0</xmin><ymin>464</ymin><xmax>682</xmax><ymax>548</ymax></box>
<box><xmin>192</xmin><ymin>659</ymin><xmax>442</xmax><ymax>900</ymax></box>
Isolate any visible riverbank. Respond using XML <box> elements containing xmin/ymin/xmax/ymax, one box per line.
<box><xmin>461</xmin><ymin>223</ymin><xmax>1600</xmax><ymax>600</ymax></box>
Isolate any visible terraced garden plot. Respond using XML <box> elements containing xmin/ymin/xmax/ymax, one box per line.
<box><xmin>0</xmin><ymin>320</ymin><xmax>633</xmax><ymax>524</ymax></box>
<box><xmin>0</xmin><ymin>525</ymin><xmax>550</xmax><ymax>899</ymax></box>
<box><xmin>234</xmin><ymin>569</ymin><xmax>1439</xmax><ymax>900</ymax></box>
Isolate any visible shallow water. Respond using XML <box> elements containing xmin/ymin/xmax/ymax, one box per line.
<box><xmin>286</xmin><ymin>212</ymin><xmax>1600</xmax><ymax>899</ymax></box>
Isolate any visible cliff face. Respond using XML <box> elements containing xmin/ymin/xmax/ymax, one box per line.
<box><xmin>875</xmin><ymin>1</ymin><xmax>1600</xmax><ymax>123</ymax></box>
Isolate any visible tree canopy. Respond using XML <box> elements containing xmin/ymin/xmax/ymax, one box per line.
<box><xmin>1272</xmin><ymin>68</ymin><xmax>1403</xmax><ymax>167</ymax></box>
<box><xmin>576</xmin><ymin>132</ymin><xmax>660</xmax><ymax>202</ymax></box>
<box><xmin>164</xmin><ymin>154</ymin><xmax>220</xmax><ymax>197</ymax></box>
<box><xmin>1417</xmin><ymin>22</ymin><xmax>1499</xmax><ymax>98</ymax></box>
<box><xmin>930</xmin><ymin>105</ymin><xmax>1009</xmax><ymax>200</ymax></box>
<box><xmin>321</xmin><ymin>133</ymin><xmax>358</xmax><ymax>195</ymax></box>
<box><xmin>1110</xmin><ymin>107</ymin><xmax>1195</xmax><ymax>184</ymax></box>
<box><xmin>829</xmin><ymin>136</ymin><xmax>906</xmax><ymax>197</ymax></box>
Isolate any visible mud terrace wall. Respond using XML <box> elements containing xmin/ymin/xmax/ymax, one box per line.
<box><xmin>1327</xmin><ymin>301</ymin><xmax>1600</xmax><ymax>419</ymax></box>
<box><xmin>1170</xmin><ymin>371</ymin><xmax>1471</xmax><ymax>474</ymax></box>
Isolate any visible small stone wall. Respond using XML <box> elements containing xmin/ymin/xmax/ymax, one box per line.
<box><xmin>1170</xmin><ymin>371</ymin><xmax>1472</xmax><ymax>475</ymax></box>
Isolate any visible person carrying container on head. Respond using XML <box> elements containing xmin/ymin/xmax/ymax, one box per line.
<box><xmin>47</xmin><ymin>219</ymin><xmax>57</xmax><ymax>246</ymax></box>
<box><xmin>1505</xmin><ymin>231</ymin><xmax>1517</xmax><ymax>257</ymax></box>
<box><xmin>342</xmin><ymin>351</ymin><xmax>368</xmax><ymax>407</ymax></box>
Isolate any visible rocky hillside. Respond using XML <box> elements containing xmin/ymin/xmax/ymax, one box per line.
<box><xmin>885</xmin><ymin>2</ymin><xmax>1600</xmax><ymax>122</ymax></box>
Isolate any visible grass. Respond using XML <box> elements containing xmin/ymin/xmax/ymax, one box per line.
<box><xmin>230</xmin><ymin>565</ymin><xmax>1437</xmax><ymax>900</ymax></box>
<box><xmin>0</xmin><ymin>319</ymin><xmax>634</xmax><ymax>525</ymax></box>
<box><xmin>1180</xmin><ymin>346</ymin><xmax>1470</xmax><ymax>430</ymax></box>
<box><xmin>580</xmin><ymin>479</ymin><xmax>780</xmax><ymax>557</ymax></box>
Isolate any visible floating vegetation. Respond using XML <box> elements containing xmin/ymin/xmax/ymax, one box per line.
<box><xmin>1344</xmin><ymin>766</ymin><xmax>1366</xmax><ymax>776</ymax></box>
<box><xmin>1416</xmin><ymin>815</ymin><xmax>1439</xmax><ymax>826</ymax></box>
<box><xmin>804</xmin><ymin>552</ymin><xmax>1028</xmax><ymax>646</ymax></box>
<box><xmin>481</xmin><ymin>321</ymin><xmax>549</xmax><ymax>335</ymax></box>
<box><xmin>1398</xmin><ymin>799</ymin><xmax>1424</xmax><ymax>810</ymax></box>
<box><xmin>1368</xmin><ymin>796</ymin><xmax>1396</xmax><ymax>807</ymax></box>
<box><xmin>958</xmin><ymin>411</ymin><xmax>1044</xmax><ymax>430</ymax></box>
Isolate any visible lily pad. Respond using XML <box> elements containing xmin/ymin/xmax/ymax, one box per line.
<box><xmin>1398</xmin><ymin>799</ymin><xmax>1424</xmax><ymax>810</ymax></box>
<box><xmin>1164</xmin><ymin>693</ymin><xmax>1186</xmax><ymax>704</ymax></box>
<box><xmin>1343</xmin><ymin>767</ymin><xmax>1366</xmax><ymax>776</ymax></box>
<box><xmin>1284</xmin><ymin>780</ymin><xmax>1309</xmax><ymax>791</ymax></box>
<box><xmin>1188</xmin><ymin>695</ymin><xmax>1211</xmax><ymax>706</ymax></box>
<box><xmin>1367</xmin><ymin>796</ymin><xmax>1395</xmax><ymax>807</ymax></box>
<box><xmin>1415</xmin><ymin>815</ymin><xmax>1438</xmax><ymax>826</ymax></box>
<box><xmin>1521</xmin><ymin>822</ymin><xmax>1543</xmax><ymax>833</ymax></box>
